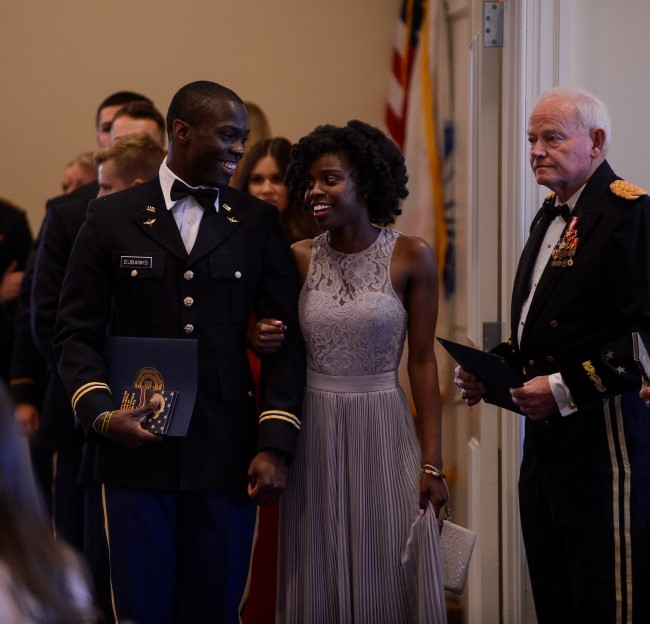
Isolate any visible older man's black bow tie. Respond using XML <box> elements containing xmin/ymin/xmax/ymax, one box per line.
<box><xmin>543</xmin><ymin>203</ymin><xmax>570</xmax><ymax>222</ymax></box>
<box><xmin>170</xmin><ymin>179</ymin><xmax>219</xmax><ymax>211</ymax></box>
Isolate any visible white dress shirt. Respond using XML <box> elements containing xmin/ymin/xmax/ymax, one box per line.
<box><xmin>517</xmin><ymin>186</ymin><xmax>585</xmax><ymax>416</ymax></box>
<box><xmin>159</xmin><ymin>160</ymin><xmax>219</xmax><ymax>253</ymax></box>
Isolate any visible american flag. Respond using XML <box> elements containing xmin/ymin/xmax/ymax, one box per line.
<box><xmin>386</xmin><ymin>0</ymin><xmax>455</xmax><ymax>297</ymax></box>
<box><xmin>386</xmin><ymin>0</ymin><xmax>424</xmax><ymax>150</ymax></box>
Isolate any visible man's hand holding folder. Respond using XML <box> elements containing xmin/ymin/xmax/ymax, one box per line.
<box><xmin>94</xmin><ymin>399</ymin><xmax>164</xmax><ymax>449</ymax></box>
<box><xmin>444</xmin><ymin>336</ymin><xmax>574</xmax><ymax>420</ymax></box>
<box><xmin>441</xmin><ymin>337</ymin><xmax>562</xmax><ymax>419</ymax></box>
<box><xmin>634</xmin><ymin>331</ymin><xmax>650</xmax><ymax>410</ymax></box>
<box><xmin>439</xmin><ymin>337</ymin><xmax>522</xmax><ymax>413</ymax></box>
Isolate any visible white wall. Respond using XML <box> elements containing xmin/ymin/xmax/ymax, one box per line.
<box><xmin>0</xmin><ymin>1</ymin><xmax>398</xmax><ymax>231</ymax></box>
<box><xmin>570</xmin><ymin>0</ymin><xmax>650</xmax><ymax>187</ymax></box>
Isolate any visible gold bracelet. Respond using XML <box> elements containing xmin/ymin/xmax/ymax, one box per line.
<box><xmin>101</xmin><ymin>411</ymin><xmax>114</xmax><ymax>438</ymax></box>
<box><xmin>421</xmin><ymin>464</ymin><xmax>445</xmax><ymax>479</ymax></box>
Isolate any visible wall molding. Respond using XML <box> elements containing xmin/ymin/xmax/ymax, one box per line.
<box><xmin>499</xmin><ymin>1</ymin><xmax>571</xmax><ymax>622</ymax></box>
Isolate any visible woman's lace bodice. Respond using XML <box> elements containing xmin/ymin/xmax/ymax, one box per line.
<box><xmin>299</xmin><ymin>227</ymin><xmax>407</xmax><ymax>376</ymax></box>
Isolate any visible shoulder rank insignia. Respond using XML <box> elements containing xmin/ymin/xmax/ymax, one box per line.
<box><xmin>610</xmin><ymin>180</ymin><xmax>648</xmax><ymax>200</ymax></box>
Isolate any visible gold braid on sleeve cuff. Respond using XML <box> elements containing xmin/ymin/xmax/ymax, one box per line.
<box><xmin>259</xmin><ymin>410</ymin><xmax>301</xmax><ymax>431</ymax></box>
<box><xmin>71</xmin><ymin>382</ymin><xmax>111</xmax><ymax>412</ymax></box>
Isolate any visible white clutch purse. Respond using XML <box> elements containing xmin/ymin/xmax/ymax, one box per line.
<box><xmin>400</xmin><ymin>485</ymin><xmax>477</xmax><ymax>598</ymax></box>
<box><xmin>438</xmin><ymin>480</ymin><xmax>477</xmax><ymax>595</ymax></box>
<box><xmin>439</xmin><ymin>514</ymin><xmax>477</xmax><ymax>594</ymax></box>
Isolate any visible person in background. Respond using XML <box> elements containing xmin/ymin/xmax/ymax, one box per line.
<box><xmin>0</xmin><ymin>197</ymin><xmax>32</xmax><ymax>385</ymax></box>
<box><xmin>61</xmin><ymin>152</ymin><xmax>97</xmax><ymax>195</ymax></box>
<box><xmin>236</xmin><ymin>137</ymin><xmax>320</xmax><ymax>623</ymax></box>
<box><xmin>0</xmin><ymin>381</ymin><xmax>96</xmax><ymax>623</ymax></box>
<box><xmin>14</xmin><ymin>90</ymin><xmax>153</xmax><ymax>441</ymax></box>
<box><xmin>20</xmin><ymin>90</ymin><xmax>155</xmax><ymax>620</ymax></box>
<box><xmin>235</xmin><ymin>137</ymin><xmax>320</xmax><ymax>244</ymax></box>
<box><xmin>31</xmin><ymin>122</ymin><xmax>164</xmax><ymax>624</ymax></box>
<box><xmin>229</xmin><ymin>101</ymin><xmax>271</xmax><ymax>188</ymax></box>
<box><xmin>109</xmin><ymin>99</ymin><xmax>167</xmax><ymax>147</ymax></box>
<box><xmin>95</xmin><ymin>132</ymin><xmax>167</xmax><ymax>197</ymax></box>
<box><xmin>276</xmin><ymin>120</ymin><xmax>447</xmax><ymax>623</ymax></box>
<box><xmin>96</xmin><ymin>91</ymin><xmax>153</xmax><ymax>148</ymax></box>
<box><xmin>455</xmin><ymin>86</ymin><xmax>650</xmax><ymax>622</ymax></box>
<box><xmin>1</xmin><ymin>198</ymin><xmax>40</xmax><ymax>514</ymax></box>
<box><xmin>53</xmin><ymin>80</ymin><xmax>304</xmax><ymax>624</ymax></box>
<box><xmin>244</xmin><ymin>101</ymin><xmax>271</xmax><ymax>148</ymax></box>
<box><xmin>239</xmin><ymin>138</ymin><xmax>321</xmax><ymax>367</ymax></box>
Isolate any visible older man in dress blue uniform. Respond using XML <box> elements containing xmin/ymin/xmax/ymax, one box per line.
<box><xmin>455</xmin><ymin>86</ymin><xmax>650</xmax><ymax>623</ymax></box>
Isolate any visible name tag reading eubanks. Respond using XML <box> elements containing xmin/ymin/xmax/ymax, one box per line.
<box><xmin>120</xmin><ymin>255</ymin><xmax>153</xmax><ymax>268</ymax></box>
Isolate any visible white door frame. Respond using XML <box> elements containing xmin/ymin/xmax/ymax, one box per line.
<box><xmin>499</xmin><ymin>0</ymin><xmax>571</xmax><ymax>622</ymax></box>
<box><xmin>465</xmin><ymin>0</ymin><xmax>571</xmax><ymax>621</ymax></box>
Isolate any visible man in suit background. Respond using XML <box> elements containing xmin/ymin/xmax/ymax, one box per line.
<box><xmin>0</xmin><ymin>198</ymin><xmax>32</xmax><ymax>384</ymax></box>
<box><xmin>2</xmin><ymin>198</ymin><xmax>36</xmax><ymax>482</ymax></box>
<box><xmin>24</xmin><ymin>91</ymin><xmax>158</xmax><ymax>619</ymax></box>
<box><xmin>95</xmin><ymin>132</ymin><xmax>167</xmax><ymax>197</ymax></box>
<box><xmin>109</xmin><ymin>99</ymin><xmax>167</xmax><ymax>147</ymax></box>
<box><xmin>15</xmin><ymin>90</ymin><xmax>153</xmax><ymax>443</ymax></box>
<box><xmin>54</xmin><ymin>80</ymin><xmax>305</xmax><ymax>624</ymax></box>
<box><xmin>454</xmin><ymin>86</ymin><xmax>650</xmax><ymax>622</ymax></box>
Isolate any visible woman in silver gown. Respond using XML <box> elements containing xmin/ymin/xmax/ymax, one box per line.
<box><xmin>276</xmin><ymin>120</ymin><xmax>448</xmax><ymax>623</ymax></box>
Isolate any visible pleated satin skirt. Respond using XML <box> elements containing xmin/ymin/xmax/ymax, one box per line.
<box><xmin>276</xmin><ymin>370</ymin><xmax>447</xmax><ymax>623</ymax></box>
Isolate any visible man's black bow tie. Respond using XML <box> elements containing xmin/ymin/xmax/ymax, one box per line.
<box><xmin>543</xmin><ymin>203</ymin><xmax>570</xmax><ymax>222</ymax></box>
<box><xmin>170</xmin><ymin>179</ymin><xmax>219</xmax><ymax>211</ymax></box>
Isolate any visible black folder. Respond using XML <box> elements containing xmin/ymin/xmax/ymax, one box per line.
<box><xmin>632</xmin><ymin>331</ymin><xmax>650</xmax><ymax>383</ymax></box>
<box><xmin>437</xmin><ymin>336</ymin><xmax>523</xmax><ymax>413</ymax></box>
<box><xmin>103</xmin><ymin>336</ymin><xmax>198</xmax><ymax>436</ymax></box>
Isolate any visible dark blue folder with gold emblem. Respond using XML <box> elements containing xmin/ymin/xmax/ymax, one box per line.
<box><xmin>103</xmin><ymin>336</ymin><xmax>198</xmax><ymax>436</ymax></box>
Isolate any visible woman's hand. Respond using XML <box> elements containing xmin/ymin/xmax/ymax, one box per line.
<box><xmin>419</xmin><ymin>471</ymin><xmax>448</xmax><ymax>517</ymax></box>
<box><xmin>246</xmin><ymin>318</ymin><xmax>286</xmax><ymax>355</ymax></box>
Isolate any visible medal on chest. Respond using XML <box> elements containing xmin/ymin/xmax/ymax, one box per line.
<box><xmin>551</xmin><ymin>216</ymin><xmax>580</xmax><ymax>267</ymax></box>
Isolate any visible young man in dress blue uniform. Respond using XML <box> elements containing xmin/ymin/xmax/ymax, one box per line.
<box><xmin>54</xmin><ymin>80</ymin><xmax>304</xmax><ymax>624</ymax></box>
<box><xmin>455</xmin><ymin>86</ymin><xmax>650</xmax><ymax>623</ymax></box>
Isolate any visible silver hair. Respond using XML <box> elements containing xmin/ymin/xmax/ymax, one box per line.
<box><xmin>535</xmin><ymin>86</ymin><xmax>611</xmax><ymax>151</ymax></box>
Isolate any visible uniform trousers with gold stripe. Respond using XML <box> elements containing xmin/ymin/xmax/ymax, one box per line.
<box><xmin>519</xmin><ymin>391</ymin><xmax>650</xmax><ymax>624</ymax></box>
<box><xmin>102</xmin><ymin>485</ymin><xmax>256</xmax><ymax>624</ymax></box>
